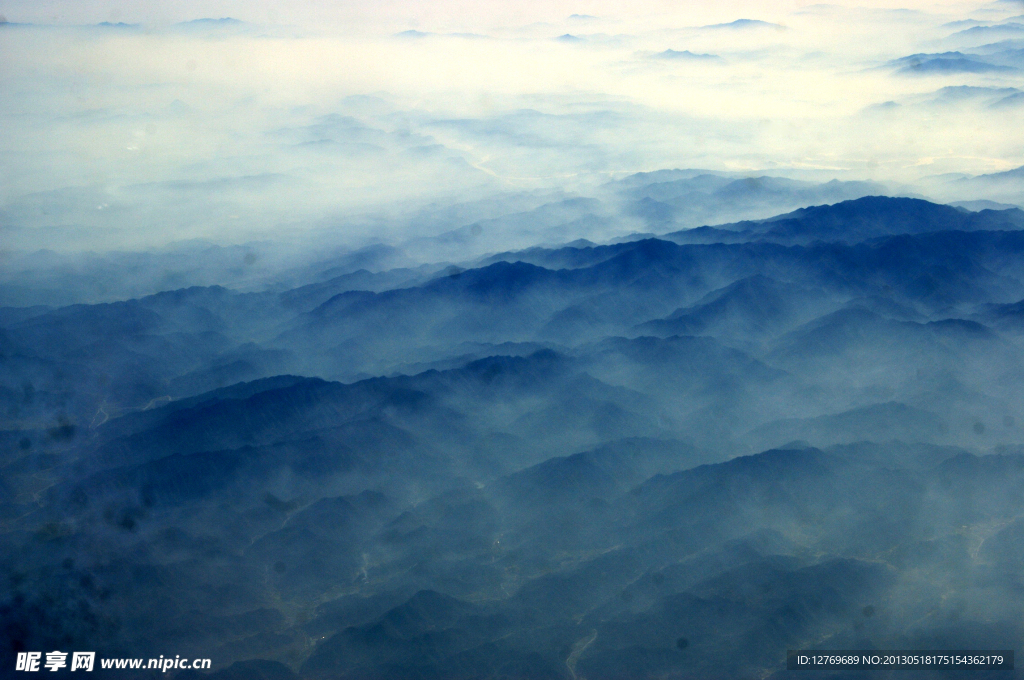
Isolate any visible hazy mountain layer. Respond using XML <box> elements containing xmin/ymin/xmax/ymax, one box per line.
<box><xmin>4</xmin><ymin>196</ymin><xmax>1024</xmax><ymax>678</ymax></box>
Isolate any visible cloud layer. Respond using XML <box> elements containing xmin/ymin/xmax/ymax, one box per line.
<box><xmin>0</xmin><ymin>0</ymin><xmax>1022</xmax><ymax>251</ymax></box>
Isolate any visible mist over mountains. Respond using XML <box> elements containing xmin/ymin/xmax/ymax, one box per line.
<box><xmin>5</xmin><ymin>189</ymin><xmax>1024</xmax><ymax>678</ymax></box>
<box><xmin>4</xmin><ymin>0</ymin><xmax>1024</xmax><ymax>677</ymax></box>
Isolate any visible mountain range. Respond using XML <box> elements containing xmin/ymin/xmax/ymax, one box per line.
<box><xmin>4</xmin><ymin>193</ymin><xmax>1024</xmax><ymax>678</ymax></box>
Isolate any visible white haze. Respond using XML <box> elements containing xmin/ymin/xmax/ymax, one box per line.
<box><xmin>0</xmin><ymin>0</ymin><xmax>1022</xmax><ymax>252</ymax></box>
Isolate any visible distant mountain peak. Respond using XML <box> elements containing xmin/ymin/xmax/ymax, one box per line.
<box><xmin>653</xmin><ymin>49</ymin><xmax>720</xmax><ymax>60</ymax></box>
<box><xmin>178</xmin><ymin>17</ymin><xmax>242</xmax><ymax>25</ymax></box>
<box><xmin>701</xmin><ymin>18</ymin><xmax>783</xmax><ymax>29</ymax></box>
